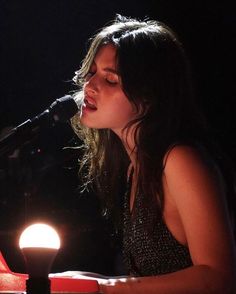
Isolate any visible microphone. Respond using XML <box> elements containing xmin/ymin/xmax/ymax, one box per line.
<box><xmin>0</xmin><ymin>95</ymin><xmax>79</xmax><ymax>157</ymax></box>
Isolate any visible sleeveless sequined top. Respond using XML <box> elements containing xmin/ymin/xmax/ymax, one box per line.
<box><xmin>122</xmin><ymin>170</ymin><xmax>193</xmax><ymax>276</ymax></box>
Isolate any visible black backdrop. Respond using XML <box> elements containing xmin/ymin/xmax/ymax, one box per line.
<box><xmin>0</xmin><ymin>0</ymin><xmax>235</xmax><ymax>274</ymax></box>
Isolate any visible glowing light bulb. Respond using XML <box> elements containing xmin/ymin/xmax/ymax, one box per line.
<box><xmin>19</xmin><ymin>223</ymin><xmax>61</xmax><ymax>294</ymax></box>
<box><xmin>19</xmin><ymin>223</ymin><xmax>60</xmax><ymax>249</ymax></box>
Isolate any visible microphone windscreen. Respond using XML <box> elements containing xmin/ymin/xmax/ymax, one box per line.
<box><xmin>50</xmin><ymin>95</ymin><xmax>79</xmax><ymax>122</ymax></box>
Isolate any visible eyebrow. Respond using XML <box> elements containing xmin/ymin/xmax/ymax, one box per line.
<box><xmin>91</xmin><ymin>60</ymin><xmax>120</xmax><ymax>75</ymax></box>
<box><xmin>103</xmin><ymin>67</ymin><xmax>119</xmax><ymax>75</ymax></box>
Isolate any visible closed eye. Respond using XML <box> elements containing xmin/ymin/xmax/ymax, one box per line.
<box><xmin>105</xmin><ymin>73</ymin><xmax>119</xmax><ymax>85</ymax></box>
<box><xmin>84</xmin><ymin>68</ymin><xmax>119</xmax><ymax>85</ymax></box>
<box><xmin>106</xmin><ymin>78</ymin><xmax>118</xmax><ymax>85</ymax></box>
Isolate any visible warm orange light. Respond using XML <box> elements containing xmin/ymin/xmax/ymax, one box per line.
<box><xmin>19</xmin><ymin>223</ymin><xmax>60</xmax><ymax>249</ymax></box>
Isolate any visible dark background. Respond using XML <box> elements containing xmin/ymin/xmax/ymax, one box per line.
<box><xmin>0</xmin><ymin>0</ymin><xmax>235</xmax><ymax>275</ymax></box>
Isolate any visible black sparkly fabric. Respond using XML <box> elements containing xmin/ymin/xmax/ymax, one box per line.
<box><xmin>122</xmin><ymin>172</ymin><xmax>193</xmax><ymax>276</ymax></box>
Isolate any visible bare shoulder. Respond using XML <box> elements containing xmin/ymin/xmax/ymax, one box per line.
<box><xmin>162</xmin><ymin>144</ymin><xmax>236</xmax><ymax>274</ymax></box>
<box><xmin>164</xmin><ymin>144</ymin><xmax>213</xmax><ymax>171</ymax></box>
<box><xmin>163</xmin><ymin>144</ymin><xmax>222</xmax><ymax>190</ymax></box>
<box><xmin>162</xmin><ymin>144</ymin><xmax>229</xmax><ymax>219</ymax></box>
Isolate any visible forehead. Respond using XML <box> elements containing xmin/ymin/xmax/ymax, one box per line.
<box><xmin>94</xmin><ymin>44</ymin><xmax>117</xmax><ymax>69</ymax></box>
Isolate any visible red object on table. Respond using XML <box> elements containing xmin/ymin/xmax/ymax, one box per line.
<box><xmin>0</xmin><ymin>251</ymin><xmax>99</xmax><ymax>293</ymax></box>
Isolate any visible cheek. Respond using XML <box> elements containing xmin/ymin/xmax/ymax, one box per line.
<box><xmin>102</xmin><ymin>88</ymin><xmax>138</xmax><ymax>124</ymax></box>
<box><xmin>113</xmin><ymin>91</ymin><xmax>135</xmax><ymax>112</ymax></box>
<box><xmin>115</xmin><ymin>100</ymin><xmax>137</xmax><ymax>123</ymax></box>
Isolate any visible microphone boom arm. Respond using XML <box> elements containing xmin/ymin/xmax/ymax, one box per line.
<box><xmin>0</xmin><ymin>95</ymin><xmax>78</xmax><ymax>157</ymax></box>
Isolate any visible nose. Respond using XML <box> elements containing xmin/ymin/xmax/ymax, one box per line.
<box><xmin>84</xmin><ymin>74</ymin><xmax>99</xmax><ymax>95</ymax></box>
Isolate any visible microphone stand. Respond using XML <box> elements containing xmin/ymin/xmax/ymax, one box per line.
<box><xmin>0</xmin><ymin>95</ymin><xmax>78</xmax><ymax>157</ymax></box>
<box><xmin>0</xmin><ymin>113</ymin><xmax>49</xmax><ymax>158</ymax></box>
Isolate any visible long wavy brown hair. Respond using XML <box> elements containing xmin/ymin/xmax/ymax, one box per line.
<box><xmin>71</xmin><ymin>15</ymin><xmax>213</xmax><ymax>226</ymax></box>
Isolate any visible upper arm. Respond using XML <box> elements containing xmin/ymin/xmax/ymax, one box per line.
<box><xmin>163</xmin><ymin>145</ymin><xmax>236</xmax><ymax>274</ymax></box>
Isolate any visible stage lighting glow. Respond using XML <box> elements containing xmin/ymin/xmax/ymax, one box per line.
<box><xmin>19</xmin><ymin>223</ymin><xmax>60</xmax><ymax>249</ymax></box>
<box><xmin>19</xmin><ymin>223</ymin><xmax>61</xmax><ymax>293</ymax></box>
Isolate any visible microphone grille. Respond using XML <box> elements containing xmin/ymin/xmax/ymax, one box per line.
<box><xmin>50</xmin><ymin>95</ymin><xmax>79</xmax><ymax>122</ymax></box>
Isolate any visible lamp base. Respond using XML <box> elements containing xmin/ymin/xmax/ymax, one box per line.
<box><xmin>26</xmin><ymin>277</ymin><xmax>51</xmax><ymax>294</ymax></box>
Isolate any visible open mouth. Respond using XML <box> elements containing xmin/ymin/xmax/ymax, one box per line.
<box><xmin>84</xmin><ymin>98</ymin><xmax>97</xmax><ymax>110</ymax></box>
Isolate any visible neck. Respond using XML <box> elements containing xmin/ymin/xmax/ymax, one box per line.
<box><xmin>112</xmin><ymin>126</ymin><xmax>137</xmax><ymax>169</ymax></box>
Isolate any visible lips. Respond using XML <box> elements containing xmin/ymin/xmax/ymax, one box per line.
<box><xmin>83</xmin><ymin>95</ymin><xmax>97</xmax><ymax>111</ymax></box>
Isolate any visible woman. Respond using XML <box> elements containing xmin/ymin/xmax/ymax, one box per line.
<box><xmin>71</xmin><ymin>15</ymin><xmax>236</xmax><ymax>293</ymax></box>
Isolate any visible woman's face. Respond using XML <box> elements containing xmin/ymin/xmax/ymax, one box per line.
<box><xmin>81</xmin><ymin>44</ymin><xmax>138</xmax><ymax>137</ymax></box>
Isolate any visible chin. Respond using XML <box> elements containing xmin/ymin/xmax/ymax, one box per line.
<box><xmin>80</xmin><ymin>118</ymin><xmax>99</xmax><ymax>129</ymax></box>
